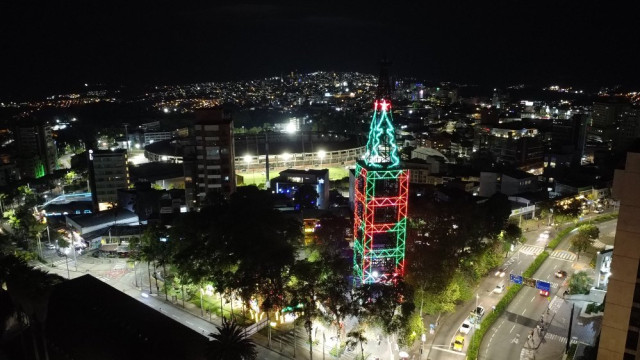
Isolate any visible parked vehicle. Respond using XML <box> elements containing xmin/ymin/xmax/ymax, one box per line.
<box><xmin>459</xmin><ymin>320</ymin><xmax>472</xmax><ymax>334</ymax></box>
<box><xmin>453</xmin><ymin>335</ymin><xmax>465</xmax><ymax>351</ymax></box>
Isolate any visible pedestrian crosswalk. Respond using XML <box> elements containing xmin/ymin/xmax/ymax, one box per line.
<box><xmin>545</xmin><ymin>333</ymin><xmax>568</xmax><ymax>344</ymax></box>
<box><xmin>551</xmin><ymin>250</ymin><xmax>577</xmax><ymax>262</ymax></box>
<box><xmin>519</xmin><ymin>245</ymin><xmax>544</xmax><ymax>256</ymax></box>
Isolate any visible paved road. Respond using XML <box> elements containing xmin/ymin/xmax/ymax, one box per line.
<box><xmin>426</xmin><ymin>216</ymin><xmax>615</xmax><ymax>360</ymax></box>
<box><xmin>480</xmin><ymin>219</ymin><xmax>616</xmax><ymax>360</ymax></box>
<box><xmin>427</xmin><ymin>227</ymin><xmax>549</xmax><ymax>360</ymax></box>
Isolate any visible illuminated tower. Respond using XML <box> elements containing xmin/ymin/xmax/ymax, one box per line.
<box><xmin>353</xmin><ymin>62</ymin><xmax>409</xmax><ymax>285</ymax></box>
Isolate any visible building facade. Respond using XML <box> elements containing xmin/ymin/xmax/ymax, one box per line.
<box><xmin>184</xmin><ymin>108</ymin><xmax>236</xmax><ymax>209</ymax></box>
<box><xmin>88</xmin><ymin>149</ymin><xmax>130</xmax><ymax>210</ymax></box>
<box><xmin>272</xmin><ymin>169</ymin><xmax>330</xmax><ymax>209</ymax></box>
<box><xmin>598</xmin><ymin>152</ymin><xmax>640</xmax><ymax>359</ymax></box>
<box><xmin>15</xmin><ymin>122</ymin><xmax>57</xmax><ymax>179</ymax></box>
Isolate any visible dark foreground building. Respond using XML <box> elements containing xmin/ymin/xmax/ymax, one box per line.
<box><xmin>44</xmin><ymin>275</ymin><xmax>207</xmax><ymax>360</ymax></box>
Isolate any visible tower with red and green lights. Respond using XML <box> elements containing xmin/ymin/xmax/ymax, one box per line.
<box><xmin>353</xmin><ymin>62</ymin><xmax>409</xmax><ymax>285</ymax></box>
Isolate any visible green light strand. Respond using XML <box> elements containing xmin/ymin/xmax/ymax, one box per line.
<box><xmin>364</xmin><ymin>106</ymin><xmax>400</xmax><ymax>168</ymax></box>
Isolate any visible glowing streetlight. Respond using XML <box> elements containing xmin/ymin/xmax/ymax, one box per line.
<box><xmin>244</xmin><ymin>154</ymin><xmax>252</xmax><ymax>164</ymax></box>
<box><xmin>285</xmin><ymin>122</ymin><xmax>297</xmax><ymax>134</ymax></box>
<box><xmin>282</xmin><ymin>153</ymin><xmax>291</xmax><ymax>167</ymax></box>
<box><xmin>318</xmin><ymin>150</ymin><xmax>326</xmax><ymax>166</ymax></box>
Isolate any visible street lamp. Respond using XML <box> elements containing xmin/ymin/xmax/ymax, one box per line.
<box><xmin>268</xmin><ymin>321</ymin><xmax>277</xmax><ymax>348</ymax></box>
<box><xmin>322</xmin><ymin>332</ymin><xmax>326</xmax><ymax>360</ymax></box>
<box><xmin>244</xmin><ymin>154</ymin><xmax>252</xmax><ymax>172</ymax></box>
<box><xmin>420</xmin><ymin>333</ymin><xmax>426</xmax><ymax>359</ymax></box>
<box><xmin>318</xmin><ymin>150</ymin><xmax>326</xmax><ymax>167</ymax></box>
<box><xmin>475</xmin><ymin>294</ymin><xmax>480</xmax><ymax>325</ymax></box>
<box><xmin>282</xmin><ymin>153</ymin><xmax>291</xmax><ymax>167</ymax></box>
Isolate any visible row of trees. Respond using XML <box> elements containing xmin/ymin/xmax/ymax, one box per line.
<box><xmin>405</xmin><ymin>193</ymin><xmax>517</xmax><ymax>319</ymax></box>
<box><xmin>131</xmin><ymin>186</ymin><xmax>414</xmax><ymax>359</ymax></box>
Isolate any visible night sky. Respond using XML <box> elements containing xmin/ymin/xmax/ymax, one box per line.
<box><xmin>1</xmin><ymin>1</ymin><xmax>639</xmax><ymax>99</ymax></box>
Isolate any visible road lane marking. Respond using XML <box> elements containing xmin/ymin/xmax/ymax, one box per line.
<box><xmin>530</xmin><ymin>296</ymin><xmax>534</xmax><ymax>303</ymax></box>
<box><xmin>431</xmin><ymin>346</ymin><xmax>466</xmax><ymax>356</ymax></box>
<box><xmin>522</xmin><ymin>308</ymin><xmax>526</xmax><ymax>315</ymax></box>
<box><xmin>172</xmin><ymin>315</ymin><xmax>179</xmax><ymax>319</ymax></box>
<box><xmin>186</xmin><ymin>321</ymin><xmax>193</xmax><ymax>326</ymax></box>
<box><xmin>510</xmin><ymin>325</ymin><xmax>516</xmax><ymax>333</ymax></box>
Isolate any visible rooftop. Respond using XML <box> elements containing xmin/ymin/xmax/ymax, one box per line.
<box><xmin>67</xmin><ymin>208</ymin><xmax>138</xmax><ymax>228</ymax></box>
<box><xmin>46</xmin><ymin>275</ymin><xmax>207</xmax><ymax>360</ymax></box>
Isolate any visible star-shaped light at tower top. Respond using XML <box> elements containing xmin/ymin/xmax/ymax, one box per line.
<box><xmin>374</xmin><ymin>99</ymin><xmax>391</xmax><ymax>112</ymax></box>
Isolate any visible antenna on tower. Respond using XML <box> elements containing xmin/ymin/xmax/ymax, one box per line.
<box><xmin>377</xmin><ymin>58</ymin><xmax>393</xmax><ymax>99</ymax></box>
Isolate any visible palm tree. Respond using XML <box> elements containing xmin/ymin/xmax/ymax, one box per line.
<box><xmin>206</xmin><ymin>318</ymin><xmax>257</xmax><ymax>360</ymax></box>
<box><xmin>346</xmin><ymin>328</ymin><xmax>368</xmax><ymax>360</ymax></box>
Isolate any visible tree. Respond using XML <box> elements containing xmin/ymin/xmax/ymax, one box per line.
<box><xmin>357</xmin><ymin>280</ymin><xmax>414</xmax><ymax>339</ymax></box>
<box><xmin>346</xmin><ymin>328</ymin><xmax>367</xmax><ymax>360</ymax></box>
<box><xmin>571</xmin><ymin>224</ymin><xmax>599</xmax><ymax>259</ymax></box>
<box><xmin>206</xmin><ymin>318</ymin><xmax>257</xmax><ymax>360</ymax></box>
<box><xmin>500</xmin><ymin>222</ymin><xmax>523</xmax><ymax>257</ymax></box>
<box><xmin>288</xmin><ymin>259</ymin><xmax>324</xmax><ymax>360</ymax></box>
<box><xmin>64</xmin><ymin>171</ymin><xmax>76</xmax><ymax>185</ymax></box>
<box><xmin>317</xmin><ymin>254</ymin><xmax>356</xmax><ymax>348</ymax></box>
<box><xmin>569</xmin><ymin>271</ymin><xmax>593</xmax><ymax>295</ymax></box>
<box><xmin>293</xmin><ymin>184</ymin><xmax>319</xmax><ymax>209</ymax></box>
<box><xmin>479</xmin><ymin>193</ymin><xmax>512</xmax><ymax>238</ymax></box>
<box><xmin>554</xmin><ymin>199</ymin><xmax>582</xmax><ymax>221</ymax></box>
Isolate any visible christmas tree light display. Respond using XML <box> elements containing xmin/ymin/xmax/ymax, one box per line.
<box><xmin>353</xmin><ymin>94</ymin><xmax>409</xmax><ymax>285</ymax></box>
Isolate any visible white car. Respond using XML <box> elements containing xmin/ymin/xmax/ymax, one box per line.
<box><xmin>459</xmin><ymin>320</ymin><xmax>472</xmax><ymax>335</ymax></box>
<box><xmin>493</xmin><ymin>284</ymin><xmax>505</xmax><ymax>294</ymax></box>
<box><xmin>538</xmin><ymin>231</ymin><xmax>550</xmax><ymax>240</ymax></box>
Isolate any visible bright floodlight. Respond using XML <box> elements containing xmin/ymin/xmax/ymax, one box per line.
<box><xmin>285</xmin><ymin>122</ymin><xmax>297</xmax><ymax>134</ymax></box>
<box><xmin>244</xmin><ymin>154</ymin><xmax>252</xmax><ymax>164</ymax></box>
<box><xmin>372</xmin><ymin>271</ymin><xmax>379</xmax><ymax>278</ymax></box>
<box><xmin>318</xmin><ymin>150</ymin><xmax>326</xmax><ymax>159</ymax></box>
<box><xmin>282</xmin><ymin>153</ymin><xmax>292</xmax><ymax>161</ymax></box>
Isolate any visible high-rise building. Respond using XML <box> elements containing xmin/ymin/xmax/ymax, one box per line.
<box><xmin>473</xmin><ymin>125</ymin><xmax>545</xmax><ymax>171</ymax></box>
<box><xmin>591</xmin><ymin>98</ymin><xmax>629</xmax><ymax>149</ymax></box>
<box><xmin>183</xmin><ymin>108</ymin><xmax>235</xmax><ymax>209</ymax></box>
<box><xmin>14</xmin><ymin>122</ymin><xmax>57</xmax><ymax>179</ymax></box>
<box><xmin>88</xmin><ymin>149</ymin><xmax>130</xmax><ymax>210</ymax></box>
<box><xmin>353</xmin><ymin>62</ymin><xmax>409</xmax><ymax>285</ymax></box>
<box><xmin>615</xmin><ymin>108</ymin><xmax>640</xmax><ymax>153</ymax></box>
<box><xmin>598</xmin><ymin>152</ymin><xmax>640</xmax><ymax>359</ymax></box>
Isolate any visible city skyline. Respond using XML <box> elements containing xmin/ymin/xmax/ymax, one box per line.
<box><xmin>2</xmin><ymin>1</ymin><xmax>640</xmax><ymax>100</ymax></box>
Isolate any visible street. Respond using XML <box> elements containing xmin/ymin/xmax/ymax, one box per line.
<box><xmin>426</xmin><ymin>216</ymin><xmax>614</xmax><ymax>360</ymax></box>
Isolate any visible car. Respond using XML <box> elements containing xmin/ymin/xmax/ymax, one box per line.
<box><xmin>459</xmin><ymin>320</ymin><xmax>472</xmax><ymax>334</ymax></box>
<box><xmin>45</xmin><ymin>243</ymin><xmax>56</xmax><ymax>250</ymax></box>
<box><xmin>538</xmin><ymin>231</ymin><xmax>550</xmax><ymax>240</ymax></box>
<box><xmin>494</xmin><ymin>268</ymin><xmax>506</xmax><ymax>277</ymax></box>
<box><xmin>555</xmin><ymin>270</ymin><xmax>568</xmax><ymax>278</ymax></box>
<box><xmin>493</xmin><ymin>284</ymin><xmax>506</xmax><ymax>294</ymax></box>
<box><xmin>539</xmin><ymin>290</ymin><xmax>549</xmax><ymax>297</ymax></box>
<box><xmin>453</xmin><ymin>335</ymin><xmax>465</xmax><ymax>351</ymax></box>
<box><xmin>594</xmin><ymin>208</ymin><xmax>604</xmax><ymax>214</ymax></box>
<box><xmin>472</xmin><ymin>306</ymin><xmax>485</xmax><ymax>319</ymax></box>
